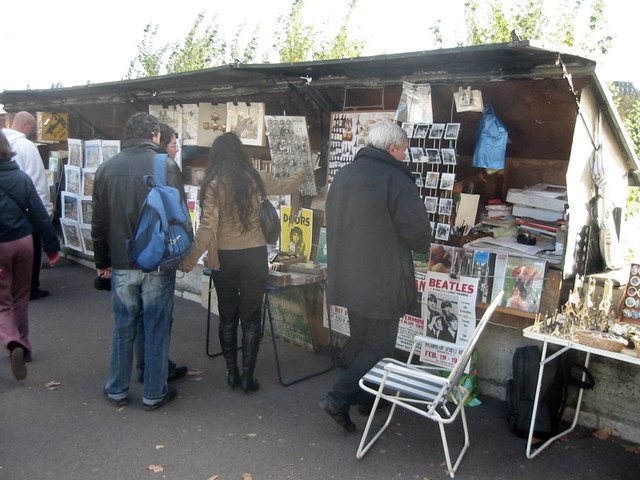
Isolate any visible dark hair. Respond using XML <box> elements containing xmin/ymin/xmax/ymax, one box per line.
<box><xmin>290</xmin><ymin>226</ymin><xmax>303</xmax><ymax>241</ymax></box>
<box><xmin>159</xmin><ymin>122</ymin><xmax>175</xmax><ymax>148</ymax></box>
<box><xmin>199</xmin><ymin>132</ymin><xmax>263</xmax><ymax>232</ymax></box>
<box><xmin>441</xmin><ymin>300</ymin><xmax>452</xmax><ymax>309</ymax></box>
<box><xmin>123</xmin><ymin>112</ymin><xmax>160</xmax><ymax>141</ymax></box>
<box><xmin>0</xmin><ymin>130</ymin><xmax>16</xmax><ymax>162</ymax></box>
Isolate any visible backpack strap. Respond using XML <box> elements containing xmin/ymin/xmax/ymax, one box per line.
<box><xmin>154</xmin><ymin>153</ymin><xmax>169</xmax><ymax>186</ymax></box>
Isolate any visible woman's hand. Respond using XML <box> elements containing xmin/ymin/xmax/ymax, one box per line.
<box><xmin>184</xmin><ymin>263</ymin><xmax>196</xmax><ymax>273</ymax></box>
<box><xmin>46</xmin><ymin>252</ymin><xmax>60</xmax><ymax>267</ymax></box>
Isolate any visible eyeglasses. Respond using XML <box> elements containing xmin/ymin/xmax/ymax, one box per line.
<box><xmin>166</xmin><ymin>143</ymin><xmax>178</xmax><ymax>148</ymax></box>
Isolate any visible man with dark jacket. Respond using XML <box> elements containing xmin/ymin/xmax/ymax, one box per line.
<box><xmin>321</xmin><ymin>120</ymin><xmax>432</xmax><ymax>432</ymax></box>
<box><xmin>91</xmin><ymin>112</ymin><xmax>187</xmax><ymax>411</ymax></box>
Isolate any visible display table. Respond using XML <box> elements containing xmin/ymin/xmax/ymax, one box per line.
<box><xmin>522</xmin><ymin>326</ymin><xmax>640</xmax><ymax>458</ymax></box>
<box><xmin>203</xmin><ymin>269</ymin><xmax>335</xmax><ymax>387</ymax></box>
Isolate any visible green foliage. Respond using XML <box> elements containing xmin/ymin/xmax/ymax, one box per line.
<box><xmin>166</xmin><ymin>13</ymin><xmax>226</xmax><ymax>74</ymax></box>
<box><xmin>313</xmin><ymin>0</ymin><xmax>365</xmax><ymax>61</ymax></box>
<box><xmin>126</xmin><ymin>24</ymin><xmax>168</xmax><ymax>79</ymax></box>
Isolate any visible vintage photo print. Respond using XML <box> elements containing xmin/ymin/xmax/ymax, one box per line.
<box><xmin>424</xmin><ymin>196</ymin><xmax>438</xmax><ymax>214</ymax></box>
<box><xmin>401</xmin><ymin>122</ymin><xmax>415</xmax><ymax>138</ymax></box>
<box><xmin>443</xmin><ymin>123</ymin><xmax>461</xmax><ymax>140</ymax></box>
<box><xmin>438</xmin><ymin>197</ymin><xmax>453</xmax><ymax>216</ymax></box>
<box><xmin>425</xmin><ymin>148</ymin><xmax>441</xmax><ymax>164</ymax></box>
<box><xmin>429</xmin><ymin>123</ymin><xmax>446</xmax><ymax>139</ymax></box>
<box><xmin>83</xmin><ymin>140</ymin><xmax>103</xmax><ymax>169</ymax></box>
<box><xmin>414</xmin><ymin>123</ymin><xmax>429</xmax><ymax>139</ymax></box>
<box><xmin>425</xmin><ymin>171</ymin><xmax>440</xmax><ymax>189</ymax></box>
<box><xmin>61</xmin><ymin>219</ymin><xmax>83</xmax><ymax>251</ymax></box>
<box><xmin>61</xmin><ymin>192</ymin><xmax>79</xmax><ymax>221</ymax></box>
<box><xmin>64</xmin><ymin>165</ymin><xmax>81</xmax><ymax>195</ymax></box>
<box><xmin>81</xmin><ymin>169</ymin><xmax>96</xmax><ymax>196</ymax></box>
<box><xmin>435</xmin><ymin>222</ymin><xmax>451</xmax><ymax>241</ymax></box>
<box><xmin>441</xmin><ymin>148</ymin><xmax>457</xmax><ymax>165</ymax></box>
<box><xmin>410</xmin><ymin>147</ymin><xmax>425</xmax><ymax>162</ymax></box>
<box><xmin>79</xmin><ymin>223</ymin><xmax>94</xmax><ymax>255</ymax></box>
<box><xmin>67</xmin><ymin>139</ymin><xmax>83</xmax><ymax>167</ymax></box>
<box><xmin>440</xmin><ymin>172</ymin><xmax>456</xmax><ymax>190</ymax></box>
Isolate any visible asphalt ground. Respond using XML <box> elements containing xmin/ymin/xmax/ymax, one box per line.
<box><xmin>0</xmin><ymin>257</ymin><xmax>638</xmax><ymax>480</ymax></box>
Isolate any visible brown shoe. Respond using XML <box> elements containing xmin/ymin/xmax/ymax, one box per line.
<box><xmin>10</xmin><ymin>347</ymin><xmax>27</xmax><ymax>380</ymax></box>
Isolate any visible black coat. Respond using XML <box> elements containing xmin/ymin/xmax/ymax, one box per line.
<box><xmin>326</xmin><ymin>146</ymin><xmax>431</xmax><ymax>320</ymax></box>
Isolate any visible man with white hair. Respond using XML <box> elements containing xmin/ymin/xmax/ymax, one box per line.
<box><xmin>2</xmin><ymin>111</ymin><xmax>53</xmax><ymax>300</ymax></box>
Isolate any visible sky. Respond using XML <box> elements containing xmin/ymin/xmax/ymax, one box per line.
<box><xmin>2</xmin><ymin>0</ymin><xmax>638</xmax><ymax>93</ymax></box>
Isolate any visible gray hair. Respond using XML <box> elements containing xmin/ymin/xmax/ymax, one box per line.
<box><xmin>367</xmin><ymin>120</ymin><xmax>407</xmax><ymax>150</ymax></box>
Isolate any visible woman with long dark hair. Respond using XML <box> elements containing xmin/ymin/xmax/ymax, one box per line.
<box><xmin>184</xmin><ymin>132</ymin><xmax>305</xmax><ymax>393</ymax></box>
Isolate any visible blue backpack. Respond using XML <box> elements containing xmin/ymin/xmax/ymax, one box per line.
<box><xmin>127</xmin><ymin>154</ymin><xmax>194</xmax><ymax>272</ymax></box>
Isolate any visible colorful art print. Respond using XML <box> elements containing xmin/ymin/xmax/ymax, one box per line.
<box><xmin>64</xmin><ymin>165</ymin><xmax>81</xmax><ymax>194</ymax></box>
<box><xmin>439</xmin><ymin>172</ymin><xmax>456</xmax><ymax>190</ymax></box>
<box><xmin>425</xmin><ymin>171</ymin><xmax>440</xmax><ymax>189</ymax></box>
<box><xmin>441</xmin><ymin>148</ymin><xmax>457</xmax><ymax>165</ymax></box>
<box><xmin>83</xmin><ymin>140</ymin><xmax>103</xmax><ymax>168</ymax></box>
<box><xmin>472</xmin><ymin>250</ymin><xmax>495</xmax><ymax>304</ymax></box>
<box><xmin>227</xmin><ymin>101</ymin><xmax>266</xmax><ymax>147</ymax></box>
<box><xmin>401</xmin><ymin>122</ymin><xmax>415</xmax><ymax>138</ymax></box>
<box><xmin>410</xmin><ymin>147</ymin><xmax>425</xmax><ymax>162</ymax></box>
<box><xmin>438</xmin><ymin>198</ymin><xmax>453</xmax><ymax>216</ymax></box>
<box><xmin>425</xmin><ymin>148</ymin><xmax>441</xmax><ymax>164</ymax></box>
<box><xmin>81</xmin><ymin>169</ymin><xmax>96</xmax><ymax>196</ymax></box>
<box><xmin>424</xmin><ymin>196</ymin><xmax>438</xmax><ymax>214</ymax></box>
<box><xmin>79</xmin><ymin>198</ymin><xmax>93</xmax><ymax>224</ymax></box>
<box><xmin>67</xmin><ymin>139</ymin><xmax>83</xmax><ymax>167</ymax></box>
<box><xmin>61</xmin><ymin>192</ymin><xmax>79</xmax><ymax>221</ymax></box>
<box><xmin>413</xmin><ymin>123</ymin><xmax>430</xmax><ymax>139</ymax></box>
<box><xmin>435</xmin><ymin>222</ymin><xmax>451</xmax><ymax>241</ymax></box>
<box><xmin>61</xmin><ymin>219</ymin><xmax>82</xmax><ymax>251</ymax></box>
<box><xmin>443</xmin><ymin>123</ymin><xmax>461</xmax><ymax>140</ymax></box>
<box><xmin>619</xmin><ymin>263</ymin><xmax>640</xmax><ymax>325</ymax></box>
<box><xmin>429</xmin><ymin>123</ymin><xmax>446</xmax><ymax>139</ymax></box>
<box><xmin>37</xmin><ymin>112</ymin><xmax>69</xmax><ymax>143</ymax></box>
<box><xmin>420</xmin><ymin>271</ymin><xmax>479</xmax><ymax>369</ymax></box>
<box><xmin>101</xmin><ymin>140</ymin><xmax>121</xmax><ymax>161</ymax></box>
<box><xmin>500</xmin><ymin>256</ymin><xmax>546</xmax><ymax>313</ymax></box>
<box><xmin>79</xmin><ymin>223</ymin><xmax>94</xmax><ymax>255</ymax></box>
<box><xmin>280</xmin><ymin>205</ymin><xmax>313</xmax><ymax>259</ymax></box>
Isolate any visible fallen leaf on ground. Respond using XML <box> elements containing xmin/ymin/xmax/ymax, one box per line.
<box><xmin>257</xmin><ymin>415</ymin><xmax>263</xmax><ymax>420</ymax></box>
<box><xmin>247</xmin><ymin>433</ymin><xmax>257</xmax><ymax>437</ymax></box>
<box><xmin>592</xmin><ymin>425</ymin><xmax>612</xmax><ymax>440</ymax></box>
<box><xmin>155</xmin><ymin>445</ymin><xmax>164</xmax><ymax>449</ymax></box>
<box><xmin>187</xmin><ymin>369</ymin><xmax>204</xmax><ymax>376</ymax></box>
<box><xmin>242</xmin><ymin>475</ymin><xmax>253</xmax><ymax>480</ymax></box>
<box><xmin>147</xmin><ymin>465</ymin><xmax>164</xmax><ymax>473</ymax></box>
<box><xmin>44</xmin><ymin>380</ymin><xmax>61</xmax><ymax>389</ymax></box>
<box><xmin>207</xmin><ymin>475</ymin><xmax>219</xmax><ymax>480</ymax></box>
<box><xmin>623</xmin><ymin>443</ymin><xmax>640</xmax><ymax>454</ymax></box>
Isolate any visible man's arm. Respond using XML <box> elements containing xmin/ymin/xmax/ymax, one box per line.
<box><xmin>13</xmin><ymin>138</ymin><xmax>53</xmax><ymax>216</ymax></box>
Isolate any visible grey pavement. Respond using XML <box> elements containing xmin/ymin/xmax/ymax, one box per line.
<box><xmin>1</xmin><ymin>258</ymin><xmax>637</xmax><ymax>480</ymax></box>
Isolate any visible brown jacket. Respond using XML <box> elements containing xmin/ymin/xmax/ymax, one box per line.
<box><xmin>185</xmin><ymin>169</ymin><xmax>305</xmax><ymax>270</ymax></box>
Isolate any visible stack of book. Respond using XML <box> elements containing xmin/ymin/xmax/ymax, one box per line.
<box><xmin>481</xmin><ymin>203</ymin><xmax>515</xmax><ymax>227</ymax></box>
<box><xmin>506</xmin><ymin>183</ymin><xmax>567</xmax><ymax>222</ymax></box>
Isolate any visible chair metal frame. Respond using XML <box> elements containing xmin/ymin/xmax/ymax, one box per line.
<box><xmin>356</xmin><ymin>291</ymin><xmax>503</xmax><ymax>478</ymax></box>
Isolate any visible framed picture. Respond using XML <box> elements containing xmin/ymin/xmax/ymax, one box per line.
<box><xmin>424</xmin><ymin>196</ymin><xmax>438</xmax><ymax>214</ymax></box>
<box><xmin>414</xmin><ymin>123</ymin><xmax>429</xmax><ymax>139</ymax></box>
<box><xmin>401</xmin><ymin>122</ymin><xmax>415</xmax><ymax>138</ymax></box>
<box><xmin>410</xmin><ymin>147</ymin><xmax>425</xmax><ymax>162</ymax></box>
<box><xmin>425</xmin><ymin>172</ymin><xmax>440</xmax><ymax>189</ymax></box>
<box><xmin>64</xmin><ymin>165</ymin><xmax>81</xmax><ymax>194</ymax></box>
<box><xmin>425</xmin><ymin>148</ymin><xmax>441</xmax><ymax>164</ymax></box>
<box><xmin>67</xmin><ymin>139</ymin><xmax>83</xmax><ymax>167</ymax></box>
<box><xmin>435</xmin><ymin>222</ymin><xmax>451</xmax><ymax>241</ymax></box>
<box><xmin>444</xmin><ymin>123</ymin><xmax>461</xmax><ymax>140</ymax></box>
<box><xmin>429</xmin><ymin>123</ymin><xmax>445</xmax><ymax>139</ymax></box>
<box><xmin>441</xmin><ymin>148</ymin><xmax>457</xmax><ymax>165</ymax></box>
<box><xmin>81</xmin><ymin>169</ymin><xmax>96</xmax><ymax>196</ymax></box>
<box><xmin>438</xmin><ymin>197</ymin><xmax>453</xmax><ymax>216</ymax></box>
<box><xmin>226</xmin><ymin>101</ymin><xmax>266</xmax><ymax>147</ymax></box>
<box><xmin>440</xmin><ymin>172</ymin><xmax>456</xmax><ymax>190</ymax></box>
<box><xmin>61</xmin><ymin>219</ymin><xmax>83</xmax><ymax>251</ymax></box>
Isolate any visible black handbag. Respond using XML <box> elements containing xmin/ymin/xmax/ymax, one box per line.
<box><xmin>259</xmin><ymin>194</ymin><xmax>281</xmax><ymax>245</ymax></box>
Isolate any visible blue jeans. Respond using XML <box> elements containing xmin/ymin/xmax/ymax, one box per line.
<box><xmin>105</xmin><ymin>268</ymin><xmax>176</xmax><ymax>403</ymax></box>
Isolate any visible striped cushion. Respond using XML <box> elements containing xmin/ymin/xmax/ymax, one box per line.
<box><xmin>362</xmin><ymin>358</ymin><xmax>449</xmax><ymax>402</ymax></box>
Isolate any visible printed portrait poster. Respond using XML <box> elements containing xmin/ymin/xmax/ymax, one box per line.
<box><xmin>280</xmin><ymin>206</ymin><xmax>313</xmax><ymax>259</ymax></box>
<box><xmin>395</xmin><ymin>270</ymin><xmax>427</xmax><ymax>352</ymax></box>
<box><xmin>419</xmin><ymin>272</ymin><xmax>479</xmax><ymax>370</ymax></box>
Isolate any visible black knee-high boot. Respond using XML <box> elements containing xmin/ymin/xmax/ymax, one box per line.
<box><xmin>241</xmin><ymin>320</ymin><xmax>261</xmax><ymax>393</ymax></box>
<box><xmin>219</xmin><ymin>322</ymin><xmax>240</xmax><ymax>388</ymax></box>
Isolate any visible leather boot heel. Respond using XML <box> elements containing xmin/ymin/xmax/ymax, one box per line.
<box><xmin>241</xmin><ymin>373</ymin><xmax>260</xmax><ymax>393</ymax></box>
<box><xmin>227</xmin><ymin>365</ymin><xmax>241</xmax><ymax>388</ymax></box>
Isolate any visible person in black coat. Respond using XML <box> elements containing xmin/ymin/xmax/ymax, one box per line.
<box><xmin>320</xmin><ymin>121</ymin><xmax>432</xmax><ymax>432</ymax></box>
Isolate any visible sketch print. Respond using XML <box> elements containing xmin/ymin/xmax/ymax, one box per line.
<box><xmin>67</xmin><ymin>139</ymin><xmax>83</xmax><ymax>167</ymax></box>
<box><xmin>435</xmin><ymin>222</ymin><xmax>451</xmax><ymax>241</ymax></box>
<box><xmin>441</xmin><ymin>148</ymin><xmax>457</xmax><ymax>165</ymax></box>
<box><xmin>83</xmin><ymin>140</ymin><xmax>102</xmax><ymax>168</ymax></box>
<box><xmin>226</xmin><ymin>102</ymin><xmax>266</xmax><ymax>147</ymax></box>
<box><xmin>64</xmin><ymin>165</ymin><xmax>81</xmax><ymax>194</ymax></box>
<box><xmin>440</xmin><ymin>172</ymin><xmax>456</xmax><ymax>190</ymax></box>
<box><xmin>61</xmin><ymin>219</ymin><xmax>83</xmax><ymax>251</ymax></box>
<box><xmin>443</xmin><ymin>123</ymin><xmax>461</xmax><ymax>140</ymax></box>
<box><xmin>425</xmin><ymin>172</ymin><xmax>439</xmax><ymax>189</ymax></box>
<box><xmin>429</xmin><ymin>123</ymin><xmax>446</xmax><ymax>139</ymax></box>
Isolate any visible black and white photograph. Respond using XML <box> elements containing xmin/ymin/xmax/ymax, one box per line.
<box><xmin>410</xmin><ymin>147</ymin><xmax>425</xmax><ymax>162</ymax></box>
<box><xmin>429</xmin><ymin>123</ymin><xmax>445</xmax><ymax>139</ymax></box>
<box><xmin>401</xmin><ymin>122</ymin><xmax>415</xmax><ymax>138</ymax></box>
<box><xmin>438</xmin><ymin>197</ymin><xmax>453</xmax><ymax>216</ymax></box>
<box><xmin>412</xmin><ymin>172</ymin><xmax>423</xmax><ymax>188</ymax></box>
<box><xmin>414</xmin><ymin>123</ymin><xmax>429</xmax><ymax>139</ymax></box>
<box><xmin>441</xmin><ymin>148</ymin><xmax>457</xmax><ymax>165</ymax></box>
<box><xmin>435</xmin><ymin>222</ymin><xmax>451</xmax><ymax>241</ymax></box>
<box><xmin>440</xmin><ymin>172</ymin><xmax>456</xmax><ymax>190</ymax></box>
<box><xmin>424</xmin><ymin>196</ymin><xmax>438</xmax><ymax>214</ymax></box>
<box><xmin>444</xmin><ymin>123</ymin><xmax>461</xmax><ymax>140</ymax></box>
<box><xmin>425</xmin><ymin>148</ymin><xmax>441</xmax><ymax>164</ymax></box>
<box><xmin>425</xmin><ymin>171</ymin><xmax>440</xmax><ymax>189</ymax></box>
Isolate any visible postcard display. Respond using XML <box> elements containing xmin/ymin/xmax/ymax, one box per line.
<box><xmin>61</xmin><ymin>139</ymin><xmax>121</xmax><ymax>256</ymax></box>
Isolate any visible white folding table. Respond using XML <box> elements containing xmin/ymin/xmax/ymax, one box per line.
<box><xmin>522</xmin><ymin>326</ymin><xmax>640</xmax><ymax>458</ymax></box>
